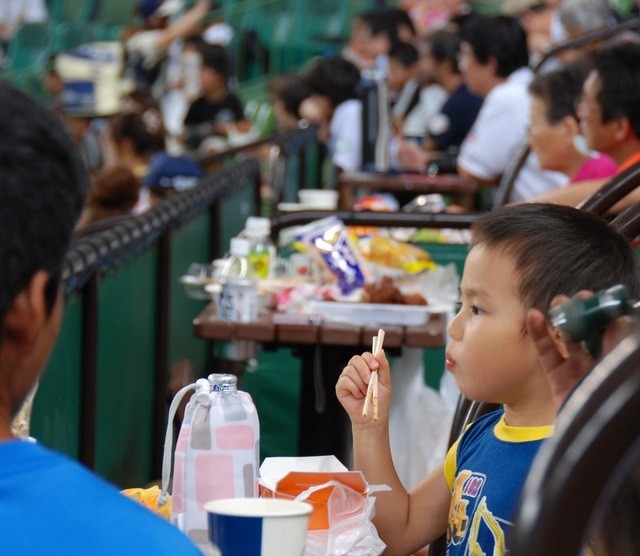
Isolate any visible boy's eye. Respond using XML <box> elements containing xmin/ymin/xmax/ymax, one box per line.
<box><xmin>454</xmin><ymin>301</ymin><xmax>462</xmax><ymax>314</ymax></box>
<box><xmin>471</xmin><ymin>305</ymin><xmax>485</xmax><ymax>317</ymax></box>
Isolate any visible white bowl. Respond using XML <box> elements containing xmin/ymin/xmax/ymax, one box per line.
<box><xmin>298</xmin><ymin>189</ymin><xmax>339</xmax><ymax>210</ymax></box>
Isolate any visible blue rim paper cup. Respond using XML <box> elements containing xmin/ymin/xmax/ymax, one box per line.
<box><xmin>205</xmin><ymin>498</ymin><xmax>313</xmax><ymax>556</ymax></box>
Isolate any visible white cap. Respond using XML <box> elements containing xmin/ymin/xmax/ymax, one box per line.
<box><xmin>229</xmin><ymin>237</ymin><xmax>251</xmax><ymax>257</ymax></box>
<box><xmin>245</xmin><ymin>216</ymin><xmax>271</xmax><ymax>238</ymax></box>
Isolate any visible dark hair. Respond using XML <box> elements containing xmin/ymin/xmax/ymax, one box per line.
<box><xmin>528</xmin><ymin>60</ymin><xmax>591</xmax><ymax>123</ymax></box>
<box><xmin>470</xmin><ymin>203</ymin><xmax>640</xmax><ymax>312</ymax></box>
<box><xmin>109</xmin><ymin>109</ymin><xmax>166</xmax><ymax>156</ymax></box>
<box><xmin>589</xmin><ymin>41</ymin><xmax>640</xmax><ymax>139</ymax></box>
<box><xmin>199</xmin><ymin>43</ymin><xmax>231</xmax><ymax>78</ymax></box>
<box><xmin>360</xmin><ymin>9</ymin><xmax>400</xmax><ymax>48</ymax></box>
<box><xmin>422</xmin><ymin>29</ymin><xmax>463</xmax><ymax>74</ymax></box>
<box><xmin>461</xmin><ymin>15</ymin><xmax>529</xmax><ymax>78</ymax></box>
<box><xmin>383</xmin><ymin>7</ymin><xmax>416</xmax><ymax>39</ymax></box>
<box><xmin>389</xmin><ymin>41</ymin><xmax>419</xmax><ymax>68</ymax></box>
<box><xmin>0</xmin><ymin>82</ymin><xmax>87</xmax><ymax>323</ymax></box>
<box><xmin>303</xmin><ymin>56</ymin><xmax>361</xmax><ymax>107</ymax></box>
<box><xmin>88</xmin><ymin>166</ymin><xmax>140</xmax><ymax>213</ymax></box>
<box><xmin>268</xmin><ymin>73</ymin><xmax>312</xmax><ymax>118</ymax></box>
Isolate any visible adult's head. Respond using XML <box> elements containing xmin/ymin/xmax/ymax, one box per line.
<box><xmin>578</xmin><ymin>41</ymin><xmax>640</xmax><ymax>165</ymax></box>
<box><xmin>470</xmin><ymin>203</ymin><xmax>640</xmax><ymax>313</ymax></box>
<box><xmin>528</xmin><ymin>61</ymin><xmax>591</xmax><ymax>174</ymax></box>
<box><xmin>459</xmin><ymin>14</ymin><xmax>529</xmax><ymax>97</ymax></box>
<box><xmin>559</xmin><ymin>0</ymin><xmax>614</xmax><ymax>41</ymax></box>
<box><xmin>0</xmin><ymin>82</ymin><xmax>87</xmax><ymax>424</ymax></box>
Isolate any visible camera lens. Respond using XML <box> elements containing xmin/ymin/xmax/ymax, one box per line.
<box><xmin>548</xmin><ymin>285</ymin><xmax>630</xmax><ymax>342</ymax></box>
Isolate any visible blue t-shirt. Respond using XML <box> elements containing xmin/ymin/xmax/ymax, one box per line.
<box><xmin>0</xmin><ymin>440</ymin><xmax>200</xmax><ymax>555</ymax></box>
<box><xmin>443</xmin><ymin>410</ymin><xmax>553</xmax><ymax>555</ymax></box>
<box><xmin>429</xmin><ymin>84</ymin><xmax>483</xmax><ymax>152</ymax></box>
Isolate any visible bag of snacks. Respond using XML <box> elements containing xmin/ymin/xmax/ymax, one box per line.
<box><xmin>296</xmin><ymin>217</ymin><xmax>369</xmax><ymax>296</ymax></box>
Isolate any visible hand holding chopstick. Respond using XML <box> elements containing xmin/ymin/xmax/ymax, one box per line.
<box><xmin>362</xmin><ymin>328</ymin><xmax>385</xmax><ymax>421</ymax></box>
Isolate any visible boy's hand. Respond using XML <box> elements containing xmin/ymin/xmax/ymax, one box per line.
<box><xmin>336</xmin><ymin>350</ymin><xmax>391</xmax><ymax>426</ymax></box>
<box><xmin>527</xmin><ymin>291</ymin><xmax>638</xmax><ymax>413</ymax></box>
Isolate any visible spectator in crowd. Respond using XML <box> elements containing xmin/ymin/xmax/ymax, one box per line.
<box><xmin>341</xmin><ymin>9</ymin><xmax>401</xmax><ymax>75</ymax></box>
<box><xmin>398</xmin><ymin>15</ymin><xmax>566</xmax><ymax>201</ymax></box>
<box><xmin>183</xmin><ymin>43</ymin><xmax>249</xmax><ymax>152</ymax></box>
<box><xmin>267</xmin><ymin>73</ymin><xmax>311</xmax><ymax>131</ymax></box>
<box><xmin>0</xmin><ymin>81</ymin><xmax>198</xmax><ymax>554</ymax></box>
<box><xmin>76</xmin><ymin>166</ymin><xmax>141</xmax><ymax>230</ymax></box>
<box><xmin>299</xmin><ymin>56</ymin><xmax>362</xmax><ymax>174</ymax></box>
<box><xmin>143</xmin><ymin>152</ymin><xmax>203</xmax><ymax>205</ymax></box>
<box><xmin>397</xmin><ymin>28</ymin><xmax>483</xmax><ymax>157</ymax></box>
<box><xmin>388</xmin><ymin>41</ymin><xmax>425</xmax><ymax>136</ymax></box>
<box><xmin>455</xmin><ymin>14</ymin><xmax>566</xmax><ymax>201</ymax></box>
<box><xmin>528</xmin><ymin>60</ymin><xmax>617</xmax><ymax>183</ymax></box>
<box><xmin>533</xmin><ymin>41</ymin><xmax>640</xmax><ymax>209</ymax></box>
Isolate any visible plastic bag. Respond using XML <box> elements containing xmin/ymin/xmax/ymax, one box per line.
<box><xmin>298</xmin><ymin>481</ymin><xmax>387</xmax><ymax>556</ymax></box>
<box><xmin>388</xmin><ymin>347</ymin><xmax>457</xmax><ymax>489</ymax></box>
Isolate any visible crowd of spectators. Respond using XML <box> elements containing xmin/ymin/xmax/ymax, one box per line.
<box><xmin>0</xmin><ymin>0</ymin><xmax>635</xmax><ymax>225</ymax></box>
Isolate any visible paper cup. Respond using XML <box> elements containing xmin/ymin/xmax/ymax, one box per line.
<box><xmin>205</xmin><ymin>498</ymin><xmax>313</xmax><ymax>556</ymax></box>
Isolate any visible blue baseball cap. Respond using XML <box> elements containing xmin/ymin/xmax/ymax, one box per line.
<box><xmin>143</xmin><ymin>152</ymin><xmax>204</xmax><ymax>191</ymax></box>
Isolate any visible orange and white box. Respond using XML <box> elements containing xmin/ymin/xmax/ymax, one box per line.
<box><xmin>258</xmin><ymin>456</ymin><xmax>367</xmax><ymax>530</ymax></box>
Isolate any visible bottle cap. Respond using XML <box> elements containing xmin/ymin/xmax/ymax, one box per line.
<box><xmin>229</xmin><ymin>237</ymin><xmax>251</xmax><ymax>256</ymax></box>
<box><xmin>245</xmin><ymin>216</ymin><xmax>271</xmax><ymax>238</ymax></box>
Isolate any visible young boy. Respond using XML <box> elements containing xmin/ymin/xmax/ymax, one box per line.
<box><xmin>336</xmin><ymin>203</ymin><xmax>640</xmax><ymax>555</ymax></box>
<box><xmin>0</xmin><ymin>82</ymin><xmax>199</xmax><ymax>553</ymax></box>
<box><xmin>183</xmin><ymin>43</ymin><xmax>249</xmax><ymax>151</ymax></box>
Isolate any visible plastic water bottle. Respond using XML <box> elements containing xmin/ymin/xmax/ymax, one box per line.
<box><xmin>245</xmin><ymin>216</ymin><xmax>276</xmax><ymax>278</ymax></box>
<box><xmin>209</xmin><ymin>374</ymin><xmax>260</xmax><ymax>497</ymax></box>
<box><xmin>218</xmin><ymin>237</ymin><xmax>258</xmax><ymax>322</ymax></box>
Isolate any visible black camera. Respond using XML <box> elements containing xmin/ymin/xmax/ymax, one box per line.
<box><xmin>548</xmin><ymin>284</ymin><xmax>639</xmax><ymax>357</ymax></box>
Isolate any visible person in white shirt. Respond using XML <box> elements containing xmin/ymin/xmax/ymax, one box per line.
<box><xmin>299</xmin><ymin>56</ymin><xmax>363</xmax><ymax>174</ymax></box>
<box><xmin>456</xmin><ymin>14</ymin><xmax>567</xmax><ymax>202</ymax></box>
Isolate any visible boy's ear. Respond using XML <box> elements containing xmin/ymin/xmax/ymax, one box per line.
<box><xmin>2</xmin><ymin>272</ymin><xmax>51</xmax><ymax>356</ymax></box>
<box><xmin>547</xmin><ymin>321</ymin><xmax>569</xmax><ymax>358</ymax></box>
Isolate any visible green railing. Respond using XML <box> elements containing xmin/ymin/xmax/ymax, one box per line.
<box><xmin>31</xmin><ymin>126</ymin><xmax>318</xmax><ymax>488</ymax></box>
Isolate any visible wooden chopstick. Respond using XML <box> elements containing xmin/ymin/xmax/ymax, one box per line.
<box><xmin>362</xmin><ymin>328</ymin><xmax>385</xmax><ymax>421</ymax></box>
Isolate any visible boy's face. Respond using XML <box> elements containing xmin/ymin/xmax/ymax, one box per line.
<box><xmin>388</xmin><ymin>59</ymin><xmax>415</xmax><ymax>93</ymax></box>
<box><xmin>199</xmin><ymin>66</ymin><xmax>226</xmax><ymax>94</ymax></box>
<box><xmin>446</xmin><ymin>244</ymin><xmax>541</xmax><ymax>405</ymax></box>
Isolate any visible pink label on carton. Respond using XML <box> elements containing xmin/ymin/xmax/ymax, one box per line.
<box><xmin>215</xmin><ymin>424</ymin><xmax>255</xmax><ymax>450</ymax></box>
<box><xmin>195</xmin><ymin>453</ymin><xmax>234</xmax><ymax>507</ymax></box>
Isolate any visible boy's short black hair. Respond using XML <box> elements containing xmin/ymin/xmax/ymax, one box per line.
<box><xmin>422</xmin><ymin>29</ymin><xmax>463</xmax><ymax>74</ymax></box>
<box><xmin>0</xmin><ymin>82</ymin><xmax>88</xmax><ymax>324</ymax></box>
<box><xmin>528</xmin><ymin>60</ymin><xmax>591</xmax><ymax>124</ymax></box>
<box><xmin>389</xmin><ymin>41</ymin><xmax>419</xmax><ymax>68</ymax></box>
<box><xmin>470</xmin><ymin>203</ymin><xmax>640</xmax><ymax>312</ymax></box>
<box><xmin>199</xmin><ymin>43</ymin><xmax>231</xmax><ymax>78</ymax></box>
<box><xmin>303</xmin><ymin>56</ymin><xmax>361</xmax><ymax>108</ymax></box>
<box><xmin>589</xmin><ymin>41</ymin><xmax>640</xmax><ymax>140</ymax></box>
<box><xmin>461</xmin><ymin>15</ymin><xmax>529</xmax><ymax>78</ymax></box>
